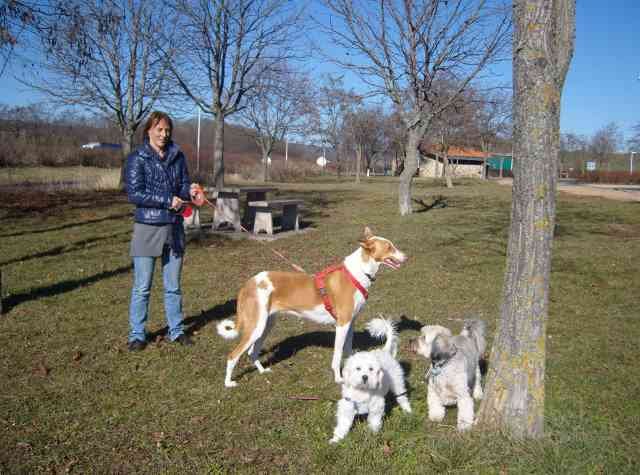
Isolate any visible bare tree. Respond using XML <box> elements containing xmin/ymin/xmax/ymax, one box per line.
<box><xmin>477</xmin><ymin>0</ymin><xmax>575</xmax><ymax>438</ymax></box>
<box><xmin>320</xmin><ymin>0</ymin><xmax>510</xmax><ymax>215</ymax></box>
<box><xmin>19</xmin><ymin>0</ymin><xmax>177</xmax><ymax>183</ymax></box>
<box><xmin>560</xmin><ymin>131</ymin><xmax>588</xmax><ymax>173</ymax></box>
<box><xmin>472</xmin><ymin>89</ymin><xmax>512</xmax><ymax>176</ymax></box>
<box><xmin>384</xmin><ymin>109</ymin><xmax>407</xmax><ymax>176</ymax></box>
<box><xmin>627</xmin><ymin>123</ymin><xmax>640</xmax><ymax>152</ymax></box>
<box><xmin>237</xmin><ymin>65</ymin><xmax>315</xmax><ymax>181</ymax></box>
<box><xmin>430</xmin><ymin>85</ymin><xmax>478</xmax><ymax>187</ymax></box>
<box><xmin>590</xmin><ymin>121</ymin><xmax>623</xmax><ymax>171</ymax></box>
<box><xmin>170</xmin><ymin>0</ymin><xmax>306</xmax><ymax>188</ymax></box>
<box><xmin>313</xmin><ymin>75</ymin><xmax>361</xmax><ymax>177</ymax></box>
<box><xmin>0</xmin><ymin>0</ymin><xmax>42</xmax><ymax>77</ymax></box>
<box><xmin>342</xmin><ymin>105</ymin><xmax>387</xmax><ymax>182</ymax></box>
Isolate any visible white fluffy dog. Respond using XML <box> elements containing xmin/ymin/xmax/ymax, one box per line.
<box><xmin>410</xmin><ymin>320</ymin><xmax>486</xmax><ymax>431</ymax></box>
<box><xmin>329</xmin><ymin>317</ymin><xmax>412</xmax><ymax>443</ymax></box>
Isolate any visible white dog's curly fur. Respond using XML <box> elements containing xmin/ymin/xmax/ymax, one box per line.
<box><xmin>329</xmin><ymin>317</ymin><xmax>412</xmax><ymax>443</ymax></box>
<box><xmin>410</xmin><ymin>320</ymin><xmax>486</xmax><ymax>431</ymax></box>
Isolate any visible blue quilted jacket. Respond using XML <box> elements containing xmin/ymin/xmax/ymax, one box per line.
<box><xmin>125</xmin><ymin>141</ymin><xmax>191</xmax><ymax>254</ymax></box>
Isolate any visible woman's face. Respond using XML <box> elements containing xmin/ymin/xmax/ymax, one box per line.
<box><xmin>148</xmin><ymin>119</ymin><xmax>171</xmax><ymax>153</ymax></box>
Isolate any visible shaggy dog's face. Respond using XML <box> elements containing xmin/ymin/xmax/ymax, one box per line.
<box><xmin>409</xmin><ymin>325</ymin><xmax>452</xmax><ymax>358</ymax></box>
<box><xmin>342</xmin><ymin>353</ymin><xmax>383</xmax><ymax>391</ymax></box>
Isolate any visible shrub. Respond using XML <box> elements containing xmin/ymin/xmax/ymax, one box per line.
<box><xmin>573</xmin><ymin>170</ymin><xmax>640</xmax><ymax>184</ymax></box>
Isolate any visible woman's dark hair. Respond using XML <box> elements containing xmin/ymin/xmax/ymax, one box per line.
<box><xmin>143</xmin><ymin>111</ymin><xmax>173</xmax><ymax>140</ymax></box>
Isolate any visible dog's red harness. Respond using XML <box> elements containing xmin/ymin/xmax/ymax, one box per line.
<box><xmin>314</xmin><ymin>264</ymin><xmax>369</xmax><ymax>320</ymax></box>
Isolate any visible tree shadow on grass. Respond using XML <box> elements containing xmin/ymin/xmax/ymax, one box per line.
<box><xmin>412</xmin><ymin>195</ymin><xmax>448</xmax><ymax>213</ymax></box>
<box><xmin>0</xmin><ymin>213</ymin><xmax>131</xmax><ymax>239</ymax></box>
<box><xmin>1</xmin><ymin>264</ymin><xmax>132</xmax><ymax>314</ymax></box>
<box><xmin>0</xmin><ymin>231</ymin><xmax>131</xmax><ymax>266</ymax></box>
<box><xmin>147</xmin><ymin>299</ymin><xmax>237</xmax><ymax>340</ymax></box>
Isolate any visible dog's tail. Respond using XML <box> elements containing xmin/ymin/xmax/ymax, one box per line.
<box><xmin>217</xmin><ymin>318</ymin><xmax>239</xmax><ymax>339</ymax></box>
<box><xmin>366</xmin><ymin>317</ymin><xmax>398</xmax><ymax>357</ymax></box>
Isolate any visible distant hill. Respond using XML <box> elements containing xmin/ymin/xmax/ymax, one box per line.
<box><xmin>0</xmin><ymin>107</ymin><xmax>321</xmax><ymax>172</ymax></box>
<box><xmin>173</xmin><ymin>118</ymin><xmax>321</xmax><ymax>174</ymax></box>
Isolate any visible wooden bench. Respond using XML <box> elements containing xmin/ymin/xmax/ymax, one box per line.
<box><xmin>248</xmin><ymin>199</ymin><xmax>303</xmax><ymax>235</ymax></box>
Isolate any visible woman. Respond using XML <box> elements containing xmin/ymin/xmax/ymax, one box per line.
<box><xmin>125</xmin><ymin>111</ymin><xmax>197</xmax><ymax>351</ymax></box>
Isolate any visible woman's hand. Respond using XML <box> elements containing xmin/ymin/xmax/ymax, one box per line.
<box><xmin>170</xmin><ymin>196</ymin><xmax>184</xmax><ymax>210</ymax></box>
<box><xmin>190</xmin><ymin>183</ymin><xmax>205</xmax><ymax>206</ymax></box>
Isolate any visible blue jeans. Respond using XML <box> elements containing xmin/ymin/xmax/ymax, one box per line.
<box><xmin>129</xmin><ymin>247</ymin><xmax>185</xmax><ymax>342</ymax></box>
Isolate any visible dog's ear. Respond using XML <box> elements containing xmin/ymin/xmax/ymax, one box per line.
<box><xmin>342</xmin><ymin>366</ymin><xmax>352</xmax><ymax>387</ymax></box>
<box><xmin>375</xmin><ymin>368</ymin><xmax>384</xmax><ymax>389</ymax></box>
<box><xmin>431</xmin><ymin>334</ymin><xmax>454</xmax><ymax>362</ymax></box>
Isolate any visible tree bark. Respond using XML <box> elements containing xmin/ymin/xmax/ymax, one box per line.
<box><xmin>118</xmin><ymin>129</ymin><xmax>135</xmax><ymax>189</ymax></box>
<box><xmin>398</xmin><ymin>129</ymin><xmax>420</xmax><ymax>215</ymax></box>
<box><xmin>212</xmin><ymin>115</ymin><xmax>225</xmax><ymax>188</ymax></box>
<box><xmin>355</xmin><ymin>144</ymin><xmax>362</xmax><ymax>184</ymax></box>
<box><xmin>443</xmin><ymin>153</ymin><xmax>453</xmax><ymax>188</ymax></box>
<box><xmin>261</xmin><ymin>148</ymin><xmax>271</xmax><ymax>182</ymax></box>
<box><xmin>477</xmin><ymin>0</ymin><xmax>575</xmax><ymax>439</ymax></box>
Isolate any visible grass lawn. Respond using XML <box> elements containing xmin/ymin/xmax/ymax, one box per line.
<box><xmin>1</xmin><ymin>177</ymin><xmax>639</xmax><ymax>473</ymax></box>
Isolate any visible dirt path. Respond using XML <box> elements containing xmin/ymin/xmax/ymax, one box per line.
<box><xmin>495</xmin><ymin>178</ymin><xmax>640</xmax><ymax>202</ymax></box>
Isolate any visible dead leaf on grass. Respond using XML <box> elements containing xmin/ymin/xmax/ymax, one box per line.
<box><xmin>16</xmin><ymin>441</ymin><xmax>33</xmax><ymax>451</ymax></box>
<box><xmin>33</xmin><ymin>361</ymin><xmax>50</xmax><ymax>377</ymax></box>
<box><xmin>152</xmin><ymin>431</ymin><xmax>166</xmax><ymax>449</ymax></box>
<box><xmin>190</xmin><ymin>415</ymin><xmax>207</xmax><ymax>424</ymax></box>
<box><xmin>72</xmin><ymin>351</ymin><xmax>83</xmax><ymax>361</ymax></box>
<box><xmin>383</xmin><ymin>441</ymin><xmax>393</xmax><ymax>456</ymax></box>
<box><xmin>63</xmin><ymin>458</ymin><xmax>78</xmax><ymax>473</ymax></box>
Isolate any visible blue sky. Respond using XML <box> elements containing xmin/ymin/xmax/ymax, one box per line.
<box><xmin>559</xmin><ymin>0</ymin><xmax>639</xmax><ymax>141</ymax></box>
<box><xmin>1</xmin><ymin>1</ymin><xmax>638</xmax><ymax>145</ymax></box>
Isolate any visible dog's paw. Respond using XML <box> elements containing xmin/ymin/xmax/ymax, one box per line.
<box><xmin>368</xmin><ymin>422</ymin><xmax>382</xmax><ymax>433</ymax></box>
<box><xmin>329</xmin><ymin>436</ymin><xmax>341</xmax><ymax>444</ymax></box>
<box><xmin>473</xmin><ymin>388</ymin><xmax>483</xmax><ymax>400</ymax></box>
<box><xmin>224</xmin><ymin>380</ymin><xmax>238</xmax><ymax>388</ymax></box>
<box><xmin>334</xmin><ymin>375</ymin><xmax>343</xmax><ymax>384</ymax></box>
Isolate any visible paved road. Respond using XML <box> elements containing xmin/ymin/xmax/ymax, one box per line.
<box><xmin>496</xmin><ymin>178</ymin><xmax>640</xmax><ymax>202</ymax></box>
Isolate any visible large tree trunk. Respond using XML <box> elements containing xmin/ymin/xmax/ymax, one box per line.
<box><xmin>477</xmin><ymin>0</ymin><xmax>575</xmax><ymax>438</ymax></box>
<box><xmin>443</xmin><ymin>153</ymin><xmax>453</xmax><ymax>188</ymax></box>
<box><xmin>355</xmin><ymin>144</ymin><xmax>362</xmax><ymax>184</ymax></box>
<box><xmin>212</xmin><ymin>115</ymin><xmax>225</xmax><ymax>188</ymax></box>
<box><xmin>261</xmin><ymin>148</ymin><xmax>271</xmax><ymax>182</ymax></box>
<box><xmin>398</xmin><ymin>129</ymin><xmax>420</xmax><ymax>215</ymax></box>
<box><xmin>119</xmin><ymin>129</ymin><xmax>135</xmax><ymax>189</ymax></box>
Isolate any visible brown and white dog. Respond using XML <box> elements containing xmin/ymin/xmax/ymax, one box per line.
<box><xmin>216</xmin><ymin>227</ymin><xmax>407</xmax><ymax>387</ymax></box>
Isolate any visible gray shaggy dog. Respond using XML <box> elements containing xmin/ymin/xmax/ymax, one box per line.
<box><xmin>411</xmin><ymin>319</ymin><xmax>486</xmax><ymax>431</ymax></box>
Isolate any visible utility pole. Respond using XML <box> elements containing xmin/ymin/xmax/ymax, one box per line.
<box><xmin>631</xmin><ymin>151</ymin><xmax>635</xmax><ymax>175</ymax></box>
<box><xmin>323</xmin><ymin>145</ymin><xmax>327</xmax><ymax>174</ymax></box>
<box><xmin>285</xmin><ymin>137</ymin><xmax>288</xmax><ymax>166</ymax></box>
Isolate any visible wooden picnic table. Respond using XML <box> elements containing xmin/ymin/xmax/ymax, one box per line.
<box><xmin>209</xmin><ymin>186</ymin><xmax>277</xmax><ymax>231</ymax></box>
<box><xmin>184</xmin><ymin>186</ymin><xmax>303</xmax><ymax>235</ymax></box>
<box><xmin>239</xmin><ymin>187</ymin><xmax>277</xmax><ymax>230</ymax></box>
